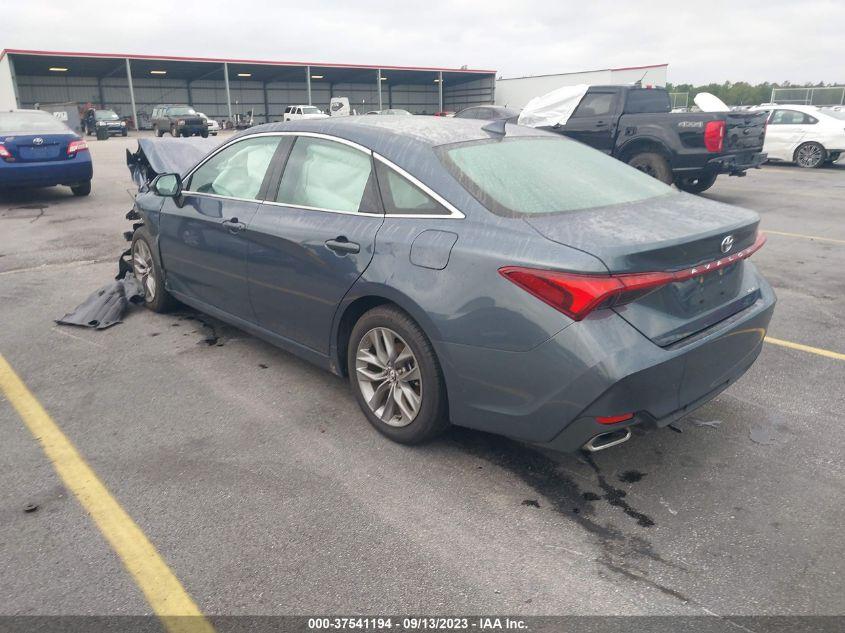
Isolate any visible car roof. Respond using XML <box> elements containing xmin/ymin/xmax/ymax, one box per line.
<box><xmin>240</xmin><ymin>115</ymin><xmax>547</xmax><ymax>151</ymax></box>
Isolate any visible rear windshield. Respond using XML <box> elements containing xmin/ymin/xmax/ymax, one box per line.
<box><xmin>0</xmin><ymin>111</ymin><xmax>71</xmax><ymax>134</ymax></box>
<box><xmin>439</xmin><ymin>136</ymin><xmax>674</xmax><ymax>217</ymax></box>
<box><xmin>624</xmin><ymin>89</ymin><xmax>671</xmax><ymax>114</ymax></box>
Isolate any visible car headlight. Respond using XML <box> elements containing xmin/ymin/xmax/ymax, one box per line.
<box><xmin>120</xmin><ymin>121</ymin><xmax>126</xmax><ymax>126</ymax></box>
<box><xmin>178</xmin><ymin>119</ymin><xmax>185</xmax><ymax>126</ymax></box>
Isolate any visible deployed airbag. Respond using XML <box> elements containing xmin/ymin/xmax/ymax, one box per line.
<box><xmin>517</xmin><ymin>84</ymin><xmax>590</xmax><ymax>128</ymax></box>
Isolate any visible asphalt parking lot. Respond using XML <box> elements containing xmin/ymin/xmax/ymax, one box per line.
<box><xmin>1</xmin><ymin>132</ymin><xmax>843</xmax><ymax>622</ymax></box>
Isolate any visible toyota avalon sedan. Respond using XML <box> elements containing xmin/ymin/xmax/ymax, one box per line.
<box><xmin>128</xmin><ymin>117</ymin><xmax>775</xmax><ymax>452</ymax></box>
<box><xmin>0</xmin><ymin>109</ymin><xmax>93</xmax><ymax>196</ymax></box>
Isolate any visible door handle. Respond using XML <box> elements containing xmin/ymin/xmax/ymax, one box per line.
<box><xmin>595</xmin><ymin>120</ymin><xmax>609</xmax><ymax>127</ymax></box>
<box><xmin>221</xmin><ymin>217</ymin><xmax>246</xmax><ymax>234</ymax></box>
<box><xmin>325</xmin><ymin>237</ymin><xmax>360</xmax><ymax>254</ymax></box>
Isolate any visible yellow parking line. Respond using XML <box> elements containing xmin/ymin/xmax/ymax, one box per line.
<box><xmin>765</xmin><ymin>230</ymin><xmax>845</xmax><ymax>245</ymax></box>
<box><xmin>0</xmin><ymin>353</ymin><xmax>215</xmax><ymax>633</ymax></box>
<box><xmin>765</xmin><ymin>337</ymin><xmax>845</xmax><ymax>361</ymax></box>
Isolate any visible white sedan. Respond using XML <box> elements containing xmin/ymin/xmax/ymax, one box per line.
<box><xmin>751</xmin><ymin>105</ymin><xmax>845</xmax><ymax>168</ymax></box>
<box><xmin>197</xmin><ymin>113</ymin><xmax>220</xmax><ymax>136</ymax></box>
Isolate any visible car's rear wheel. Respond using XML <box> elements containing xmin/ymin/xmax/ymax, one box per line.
<box><xmin>170</xmin><ymin>125</ymin><xmax>180</xmax><ymax>138</ymax></box>
<box><xmin>794</xmin><ymin>142</ymin><xmax>826</xmax><ymax>168</ymax></box>
<box><xmin>131</xmin><ymin>228</ymin><xmax>176</xmax><ymax>313</ymax></box>
<box><xmin>627</xmin><ymin>152</ymin><xmax>673</xmax><ymax>184</ymax></box>
<box><xmin>674</xmin><ymin>171</ymin><xmax>718</xmax><ymax>194</ymax></box>
<box><xmin>201</xmin><ymin>130</ymin><xmax>209</xmax><ymax>138</ymax></box>
<box><xmin>154</xmin><ymin>125</ymin><xmax>162</xmax><ymax>138</ymax></box>
<box><xmin>71</xmin><ymin>181</ymin><xmax>91</xmax><ymax>197</ymax></box>
<box><xmin>348</xmin><ymin>306</ymin><xmax>449</xmax><ymax>444</ymax></box>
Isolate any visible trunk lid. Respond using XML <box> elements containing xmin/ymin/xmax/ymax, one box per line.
<box><xmin>524</xmin><ymin>193</ymin><xmax>763</xmax><ymax>346</ymax></box>
<box><xmin>1</xmin><ymin>133</ymin><xmax>75</xmax><ymax>162</ymax></box>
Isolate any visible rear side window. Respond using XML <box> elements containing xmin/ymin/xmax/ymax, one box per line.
<box><xmin>276</xmin><ymin>137</ymin><xmax>378</xmax><ymax>213</ymax></box>
<box><xmin>375</xmin><ymin>161</ymin><xmax>450</xmax><ymax>216</ymax></box>
<box><xmin>440</xmin><ymin>136</ymin><xmax>673</xmax><ymax>217</ymax></box>
<box><xmin>188</xmin><ymin>136</ymin><xmax>280</xmax><ymax>199</ymax></box>
<box><xmin>770</xmin><ymin>110</ymin><xmax>817</xmax><ymax>125</ymax></box>
<box><xmin>571</xmin><ymin>93</ymin><xmax>615</xmax><ymax>118</ymax></box>
<box><xmin>624</xmin><ymin>89</ymin><xmax>671</xmax><ymax>113</ymax></box>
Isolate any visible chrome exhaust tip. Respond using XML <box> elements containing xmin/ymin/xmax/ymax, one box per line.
<box><xmin>583</xmin><ymin>428</ymin><xmax>632</xmax><ymax>453</ymax></box>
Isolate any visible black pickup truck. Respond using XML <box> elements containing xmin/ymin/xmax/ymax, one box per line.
<box><xmin>541</xmin><ymin>85</ymin><xmax>767</xmax><ymax>193</ymax></box>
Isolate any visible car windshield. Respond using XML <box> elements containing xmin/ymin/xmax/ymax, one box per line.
<box><xmin>0</xmin><ymin>111</ymin><xmax>71</xmax><ymax>134</ymax></box>
<box><xmin>440</xmin><ymin>136</ymin><xmax>674</xmax><ymax>217</ymax></box>
<box><xmin>95</xmin><ymin>110</ymin><xmax>120</xmax><ymax>120</ymax></box>
<box><xmin>302</xmin><ymin>107</ymin><xmax>321</xmax><ymax>114</ymax></box>
<box><xmin>167</xmin><ymin>107</ymin><xmax>197</xmax><ymax>116</ymax></box>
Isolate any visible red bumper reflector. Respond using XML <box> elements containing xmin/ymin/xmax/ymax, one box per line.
<box><xmin>499</xmin><ymin>233</ymin><xmax>767</xmax><ymax>321</ymax></box>
<box><xmin>596</xmin><ymin>413</ymin><xmax>634</xmax><ymax>425</ymax></box>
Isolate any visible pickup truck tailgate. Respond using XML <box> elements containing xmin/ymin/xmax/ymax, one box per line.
<box><xmin>724</xmin><ymin>111</ymin><xmax>767</xmax><ymax>152</ymax></box>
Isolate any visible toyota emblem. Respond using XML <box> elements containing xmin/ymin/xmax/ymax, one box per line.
<box><xmin>720</xmin><ymin>235</ymin><xmax>734</xmax><ymax>253</ymax></box>
<box><xmin>32</xmin><ymin>137</ymin><xmax>44</xmax><ymax>145</ymax></box>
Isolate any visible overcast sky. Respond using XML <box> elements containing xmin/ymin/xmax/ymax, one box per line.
<box><xmin>3</xmin><ymin>0</ymin><xmax>843</xmax><ymax>84</ymax></box>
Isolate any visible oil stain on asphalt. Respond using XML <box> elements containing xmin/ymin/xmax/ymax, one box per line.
<box><xmin>449</xmin><ymin>428</ymin><xmax>689</xmax><ymax>603</ymax></box>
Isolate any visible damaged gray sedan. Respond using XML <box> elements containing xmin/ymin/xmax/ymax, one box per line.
<box><xmin>126</xmin><ymin>117</ymin><xmax>774</xmax><ymax>452</ymax></box>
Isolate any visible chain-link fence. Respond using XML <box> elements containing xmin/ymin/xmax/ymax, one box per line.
<box><xmin>770</xmin><ymin>87</ymin><xmax>845</xmax><ymax>106</ymax></box>
<box><xmin>669</xmin><ymin>92</ymin><xmax>689</xmax><ymax>109</ymax></box>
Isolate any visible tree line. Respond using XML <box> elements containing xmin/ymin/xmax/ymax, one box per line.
<box><xmin>665</xmin><ymin>81</ymin><xmax>843</xmax><ymax>106</ymax></box>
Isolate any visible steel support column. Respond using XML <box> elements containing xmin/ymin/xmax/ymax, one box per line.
<box><xmin>438</xmin><ymin>71</ymin><xmax>443</xmax><ymax>113</ymax></box>
<box><xmin>223</xmin><ymin>62</ymin><xmax>233</xmax><ymax>121</ymax></box>
<box><xmin>125</xmin><ymin>58</ymin><xmax>138</xmax><ymax>131</ymax></box>
<box><xmin>377</xmin><ymin>69</ymin><xmax>383</xmax><ymax>110</ymax></box>
<box><xmin>263</xmin><ymin>81</ymin><xmax>270</xmax><ymax>123</ymax></box>
<box><xmin>306</xmin><ymin>66</ymin><xmax>312</xmax><ymax>106</ymax></box>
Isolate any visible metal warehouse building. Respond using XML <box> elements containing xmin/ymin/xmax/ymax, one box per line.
<box><xmin>0</xmin><ymin>49</ymin><xmax>496</xmax><ymax>129</ymax></box>
<box><xmin>496</xmin><ymin>63</ymin><xmax>668</xmax><ymax>110</ymax></box>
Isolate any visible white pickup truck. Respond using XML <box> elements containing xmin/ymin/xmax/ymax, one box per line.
<box><xmin>282</xmin><ymin>105</ymin><xmax>329</xmax><ymax>121</ymax></box>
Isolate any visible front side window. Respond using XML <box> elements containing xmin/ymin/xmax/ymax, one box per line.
<box><xmin>572</xmin><ymin>92</ymin><xmax>615</xmax><ymax>118</ymax></box>
<box><xmin>188</xmin><ymin>136</ymin><xmax>281</xmax><ymax>199</ymax></box>
<box><xmin>276</xmin><ymin>137</ymin><xmax>377</xmax><ymax>213</ymax></box>
<box><xmin>375</xmin><ymin>161</ymin><xmax>450</xmax><ymax>216</ymax></box>
<box><xmin>439</xmin><ymin>136</ymin><xmax>673</xmax><ymax>217</ymax></box>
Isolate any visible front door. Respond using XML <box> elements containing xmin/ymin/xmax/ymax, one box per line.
<box><xmin>765</xmin><ymin>109</ymin><xmax>809</xmax><ymax>161</ymax></box>
<box><xmin>561</xmin><ymin>90</ymin><xmax>619</xmax><ymax>153</ymax></box>
<box><xmin>247</xmin><ymin>135</ymin><xmax>384</xmax><ymax>354</ymax></box>
<box><xmin>158</xmin><ymin>135</ymin><xmax>282</xmax><ymax>320</ymax></box>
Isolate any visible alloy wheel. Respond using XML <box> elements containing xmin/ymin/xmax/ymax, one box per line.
<box><xmin>796</xmin><ymin>144</ymin><xmax>823</xmax><ymax>168</ymax></box>
<box><xmin>355</xmin><ymin>327</ymin><xmax>422</xmax><ymax>427</ymax></box>
<box><xmin>132</xmin><ymin>240</ymin><xmax>157</xmax><ymax>301</ymax></box>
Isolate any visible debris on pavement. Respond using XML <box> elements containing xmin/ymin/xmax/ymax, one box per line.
<box><xmin>55</xmin><ymin>272</ymin><xmax>144</xmax><ymax>330</ymax></box>
<box><xmin>691</xmin><ymin>418</ymin><xmax>724</xmax><ymax>429</ymax></box>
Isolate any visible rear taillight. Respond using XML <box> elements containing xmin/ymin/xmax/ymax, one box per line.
<box><xmin>704</xmin><ymin>120</ymin><xmax>725</xmax><ymax>152</ymax></box>
<box><xmin>499</xmin><ymin>234</ymin><xmax>767</xmax><ymax>321</ymax></box>
<box><xmin>0</xmin><ymin>143</ymin><xmax>11</xmax><ymax>159</ymax></box>
<box><xmin>67</xmin><ymin>139</ymin><xmax>88</xmax><ymax>155</ymax></box>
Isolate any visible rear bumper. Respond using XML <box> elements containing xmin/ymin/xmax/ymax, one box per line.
<box><xmin>0</xmin><ymin>156</ymin><xmax>93</xmax><ymax>188</ymax></box>
<box><xmin>439</xmin><ymin>268</ymin><xmax>775</xmax><ymax>452</ymax></box>
<box><xmin>708</xmin><ymin>151</ymin><xmax>767</xmax><ymax>175</ymax></box>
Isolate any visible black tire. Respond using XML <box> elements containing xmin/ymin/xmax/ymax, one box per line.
<box><xmin>674</xmin><ymin>171</ymin><xmax>718</xmax><ymax>194</ymax></box>
<box><xmin>347</xmin><ymin>305</ymin><xmax>449</xmax><ymax>445</ymax></box>
<box><xmin>627</xmin><ymin>152</ymin><xmax>673</xmax><ymax>184</ymax></box>
<box><xmin>71</xmin><ymin>181</ymin><xmax>91</xmax><ymax>196</ymax></box>
<box><xmin>170</xmin><ymin>125</ymin><xmax>180</xmax><ymax>138</ymax></box>
<box><xmin>825</xmin><ymin>152</ymin><xmax>840</xmax><ymax>164</ymax></box>
<box><xmin>794</xmin><ymin>142</ymin><xmax>826</xmax><ymax>168</ymax></box>
<box><xmin>122</xmin><ymin>130</ymin><xmax>128</xmax><ymax>137</ymax></box>
<box><xmin>130</xmin><ymin>227</ymin><xmax>176</xmax><ymax>313</ymax></box>
<box><xmin>154</xmin><ymin>126</ymin><xmax>163</xmax><ymax>138</ymax></box>
<box><xmin>201</xmin><ymin>130</ymin><xmax>209</xmax><ymax>138</ymax></box>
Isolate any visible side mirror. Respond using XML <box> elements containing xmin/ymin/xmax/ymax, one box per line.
<box><xmin>151</xmin><ymin>173</ymin><xmax>182</xmax><ymax>197</ymax></box>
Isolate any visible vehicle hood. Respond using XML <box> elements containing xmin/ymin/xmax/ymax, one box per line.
<box><xmin>126</xmin><ymin>137</ymin><xmax>223</xmax><ymax>189</ymax></box>
<box><xmin>524</xmin><ymin>192</ymin><xmax>760</xmax><ymax>273</ymax></box>
<box><xmin>694</xmin><ymin>92</ymin><xmax>730</xmax><ymax>112</ymax></box>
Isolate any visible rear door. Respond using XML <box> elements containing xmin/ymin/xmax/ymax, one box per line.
<box><xmin>246</xmin><ymin>134</ymin><xmax>384</xmax><ymax>353</ymax></box>
<box><xmin>764</xmin><ymin>109</ymin><xmax>811</xmax><ymax>160</ymax></box>
<box><xmin>158</xmin><ymin>135</ymin><xmax>282</xmax><ymax>320</ymax></box>
<box><xmin>561</xmin><ymin>89</ymin><xmax>620</xmax><ymax>152</ymax></box>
